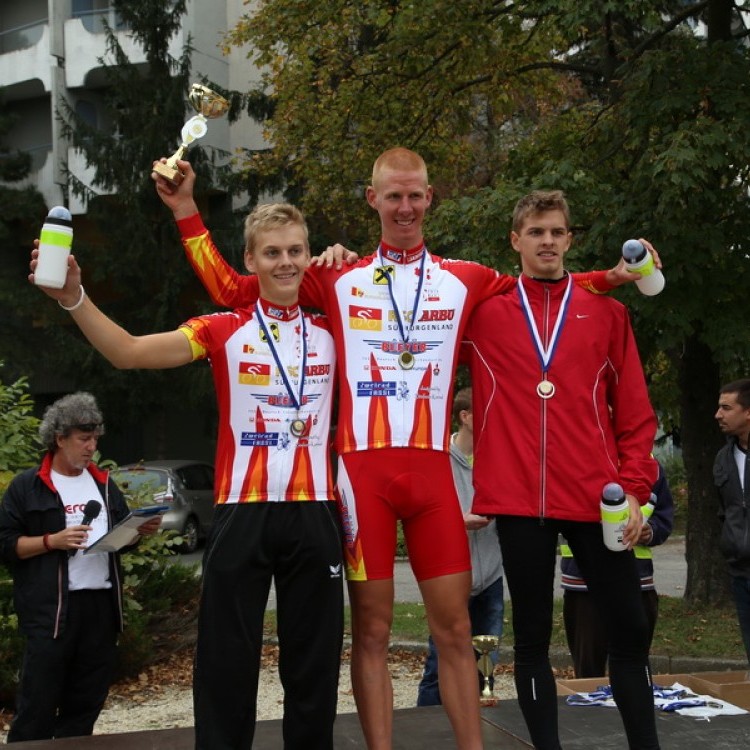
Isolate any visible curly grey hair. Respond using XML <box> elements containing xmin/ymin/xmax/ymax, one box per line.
<box><xmin>38</xmin><ymin>392</ymin><xmax>105</xmax><ymax>452</ymax></box>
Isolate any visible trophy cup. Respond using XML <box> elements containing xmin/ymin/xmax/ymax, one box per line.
<box><xmin>472</xmin><ymin>634</ymin><xmax>501</xmax><ymax>704</ymax></box>
<box><xmin>152</xmin><ymin>83</ymin><xmax>230</xmax><ymax>185</ymax></box>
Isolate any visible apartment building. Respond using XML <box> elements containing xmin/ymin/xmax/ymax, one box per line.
<box><xmin>0</xmin><ymin>0</ymin><xmax>263</xmax><ymax>214</ymax></box>
<box><xmin>0</xmin><ymin>1</ymin><xmax>265</xmax><ymax>463</ymax></box>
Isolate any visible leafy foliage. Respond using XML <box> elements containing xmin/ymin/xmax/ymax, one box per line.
<box><xmin>225</xmin><ymin>0</ymin><xmax>572</xmax><ymax>246</ymax></box>
<box><xmin>0</xmin><ymin>368</ymin><xmax>41</xmax><ymax>488</ymax></box>
<box><xmin>225</xmin><ymin>1</ymin><xmax>750</xmax><ymax>604</ymax></box>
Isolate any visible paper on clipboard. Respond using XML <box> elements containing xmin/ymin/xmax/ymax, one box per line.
<box><xmin>83</xmin><ymin>505</ymin><xmax>169</xmax><ymax>554</ymax></box>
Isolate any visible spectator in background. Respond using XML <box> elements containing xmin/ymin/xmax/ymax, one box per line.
<box><xmin>417</xmin><ymin>386</ymin><xmax>504</xmax><ymax>705</ymax></box>
<box><xmin>560</xmin><ymin>461</ymin><xmax>674</xmax><ymax>677</ymax></box>
<box><xmin>714</xmin><ymin>378</ymin><xmax>750</xmax><ymax>664</ymax></box>
<box><xmin>0</xmin><ymin>392</ymin><xmax>161</xmax><ymax>742</ymax></box>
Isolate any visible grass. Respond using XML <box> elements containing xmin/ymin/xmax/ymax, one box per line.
<box><xmin>264</xmin><ymin>595</ymin><xmax>747</xmax><ymax>662</ymax></box>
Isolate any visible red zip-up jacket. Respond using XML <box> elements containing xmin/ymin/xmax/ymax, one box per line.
<box><xmin>465</xmin><ymin>274</ymin><xmax>657</xmax><ymax>521</ymax></box>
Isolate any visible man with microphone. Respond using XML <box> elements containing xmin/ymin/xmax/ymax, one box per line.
<box><xmin>0</xmin><ymin>392</ymin><xmax>161</xmax><ymax>742</ymax></box>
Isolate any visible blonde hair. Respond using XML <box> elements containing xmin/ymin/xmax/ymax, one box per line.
<box><xmin>243</xmin><ymin>203</ymin><xmax>309</xmax><ymax>255</ymax></box>
<box><xmin>512</xmin><ymin>190</ymin><xmax>571</xmax><ymax>233</ymax></box>
<box><xmin>371</xmin><ymin>148</ymin><xmax>428</xmax><ymax>189</ymax></box>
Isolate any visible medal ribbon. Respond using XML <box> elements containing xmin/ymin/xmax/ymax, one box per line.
<box><xmin>378</xmin><ymin>245</ymin><xmax>427</xmax><ymax>349</ymax></box>
<box><xmin>516</xmin><ymin>274</ymin><xmax>573</xmax><ymax>376</ymax></box>
<box><xmin>255</xmin><ymin>302</ymin><xmax>307</xmax><ymax>413</ymax></box>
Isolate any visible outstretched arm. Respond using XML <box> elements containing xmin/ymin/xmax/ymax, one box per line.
<box><xmin>30</xmin><ymin>247</ymin><xmax>192</xmax><ymax>370</ymax></box>
<box><xmin>572</xmin><ymin>238</ymin><xmax>662</xmax><ymax>292</ymax></box>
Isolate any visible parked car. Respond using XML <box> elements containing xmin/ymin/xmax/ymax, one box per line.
<box><xmin>111</xmin><ymin>460</ymin><xmax>215</xmax><ymax>553</ymax></box>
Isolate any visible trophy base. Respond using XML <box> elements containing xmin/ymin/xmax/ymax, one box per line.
<box><xmin>153</xmin><ymin>161</ymin><xmax>184</xmax><ymax>186</ymax></box>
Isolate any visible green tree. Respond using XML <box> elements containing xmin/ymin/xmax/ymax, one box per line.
<box><xmin>50</xmin><ymin>0</ymin><xmax>225</xmax><ymax>451</ymax></box>
<box><xmin>224</xmin><ymin>0</ymin><xmax>570</xmax><ymax>246</ymax></box>
<box><xmin>226</xmin><ymin>0</ymin><xmax>750</xmax><ymax>604</ymax></box>
<box><xmin>0</xmin><ymin>102</ymin><xmax>52</xmax><ymax>381</ymax></box>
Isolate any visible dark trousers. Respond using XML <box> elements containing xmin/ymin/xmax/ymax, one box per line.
<box><xmin>194</xmin><ymin>501</ymin><xmax>344</xmax><ymax>750</ymax></box>
<box><xmin>563</xmin><ymin>588</ymin><xmax>659</xmax><ymax>678</ymax></box>
<box><xmin>730</xmin><ymin>574</ymin><xmax>750</xmax><ymax>664</ymax></box>
<box><xmin>8</xmin><ymin>589</ymin><xmax>118</xmax><ymax>743</ymax></box>
<box><xmin>497</xmin><ymin>516</ymin><xmax>660</xmax><ymax>750</ymax></box>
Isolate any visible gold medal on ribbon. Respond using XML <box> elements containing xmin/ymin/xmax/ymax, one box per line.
<box><xmin>398</xmin><ymin>351</ymin><xmax>415</xmax><ymax>370</ymax></box>
<box><xmin>536</xmin><ymin>380</ymin><xmax>555</xmax><ymax>399</ymax></box>
<box><xmin>290</xmin><ymin>419</ymin><xmax>308</xmax><ymax>437</ymax></box>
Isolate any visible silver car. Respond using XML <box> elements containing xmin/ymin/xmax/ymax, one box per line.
<box><xmin>112</xmin><ymin>460</ymin><xmax>215</xmax><ymax>553</ymax></box>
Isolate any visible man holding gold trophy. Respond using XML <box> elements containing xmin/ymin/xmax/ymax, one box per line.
<box><xmin>30</xmin><ymin>84</ymin><xmax>345</xmax><ymax>750</ymax></box>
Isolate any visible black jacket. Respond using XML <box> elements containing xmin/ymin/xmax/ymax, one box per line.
<box><xmin>714</xmin><ymin>437</ymin><xmax>750</xmax><ymax>579</ymax></box>
<box><xmin>0</xmin><ymin>452</ymin><xmax>131</xmax><ymax>637</ymax></box>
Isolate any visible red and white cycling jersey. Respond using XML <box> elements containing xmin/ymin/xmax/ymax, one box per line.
<box><xmin>180</xmin><ymin>299</ymin><xmax>335</xmax><ymax>503</ymax></box>
<box><xmin>301</xmin><ymin>247</ymin><xmax>516</xmax><ymax>453</ymax></box>
<box><xmin>177</xmin><ymin>215</ymin><xmax>612</xmax><ymax>456</ymax></box>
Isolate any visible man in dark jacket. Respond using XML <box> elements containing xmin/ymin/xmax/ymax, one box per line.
<box><xmin>715</xmin><ymin>378</ymin><xmax>750</xmax><ymax>665</ymax></box>
<box><xmin>0</xmin><ymin>392</ymin><xmax>161</xmax><ymax>742</ymax></box>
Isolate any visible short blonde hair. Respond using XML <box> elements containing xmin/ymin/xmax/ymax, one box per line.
<box><xmin>512</xmin><ymin>190</ymin><xmax>570</xmax><ymax>233</ymax></box>
<box><xmin>371</xmin><ymin>148</ymin><xmax>428</xmax><ymax>189</ymax></box>
<box><xmin>243</xmin><ymin>203</ymin><xmax>309</xmax><ymax>255</ymax></box>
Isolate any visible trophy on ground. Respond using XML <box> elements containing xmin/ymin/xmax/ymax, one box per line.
<box><xmin>152</xmin><ymin>83</ymin><xmax>230</xmax><ymax>185</ymax></box>
<box><xmin>472</xmin><ymin>634</ymin><xmax>501</xmax><ymax>704</ymax></box>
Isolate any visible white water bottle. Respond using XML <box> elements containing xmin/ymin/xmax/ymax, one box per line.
<box><xmin>622</xmin><ymin>239</ymin><xmax>665</xmax><ymax>296</ymax></box>
<box><xmin>34</xmin><ymin>206</ymin><xmax>73</xmax><ymax>289</ymax></box>
<box><xmin>601</xmin><ymin>482</ymin><xmax>629</xmax><ymax>552</ymax></box>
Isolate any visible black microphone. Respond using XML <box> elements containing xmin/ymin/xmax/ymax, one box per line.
<box><xmin>69</xmin><ymin>500</ymin><xmax>102</xmax><ymax>558</ymax></box>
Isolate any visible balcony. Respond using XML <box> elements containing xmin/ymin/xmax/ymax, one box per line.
<box><xmin>64</xmin><ymin>14</ymin><xmax>145</xmax><ymax>88</ymax></box>
<box><xmin>0</xmin><ymin>21</ymin><xmax>52</xmax><ymax>93</ymax></box>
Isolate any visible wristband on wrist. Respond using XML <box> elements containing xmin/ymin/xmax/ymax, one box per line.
<box><xmin>58</xmin><ymin>285</ymin><xmax>86</xmax><ymax>312</ymax></box>
<box><xmin>42</xmin><ymin>533</ymin><xmax>52</xmax><ymax>552</ymax></box>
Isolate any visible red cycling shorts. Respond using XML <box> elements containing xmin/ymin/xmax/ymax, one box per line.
<box><xmin>336</xmin><ymin>447</ymin><xmax>470</xmax><ymax>582</ymax></box>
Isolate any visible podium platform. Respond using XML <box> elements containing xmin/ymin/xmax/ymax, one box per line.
<box><xmin>8</xmin><ymin>699</ymin><xmax>750</xmax><ymax>748</ymax></box>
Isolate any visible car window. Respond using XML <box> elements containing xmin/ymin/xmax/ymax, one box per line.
<box><xmin>112</xmin><ymin>469</ymin><xmax>168</xmax><ymax>495</ymax></box>
<box><xmin>178</xmin><ymin>464</ymin><xmax>213</xmax><ymax>491</ymax></box>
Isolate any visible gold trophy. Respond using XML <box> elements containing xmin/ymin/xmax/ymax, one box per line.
<box><xmin>152</xmin><ymin>83</ymin><xmax>230</xmax><ymax>185</ymax></box>
<box><xmin>472</xmin><ymin>634</ymin><xmax>501</xmax><ymax>704</ymax></box>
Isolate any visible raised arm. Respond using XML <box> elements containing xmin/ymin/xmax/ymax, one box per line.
<box><xmin>153</xmin><ymin>158</ymin><xmax>257</xmax><ymax>309</ymax></box>
<box><xmin>30</xmin><ymin>248</ymin><xmax>192</xmax><ymax>370</ymax></box>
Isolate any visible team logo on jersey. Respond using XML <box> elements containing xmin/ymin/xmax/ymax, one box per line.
<box><xmin>349</xmin><ymin>305</ymin><xmax>382</xmax><ymax>330</ymax></box>
<box><xmin>259</xmin><ymin>322</ymin><xmax>280</xmax><ymax>342</ymax></box>
<box><xmin>254</xmin><ymin>392</ymin><xmax>321</xmax><ymax>407</ymax></box>
<box><xmin>239</xmin><ymin>362</ymin><xmax>271</xmax><ymax>385</ymax></box>
<box><xmin>266</xmin><ymin>306</ymin><xmax>285</xmax><ymax>320</ymax></box>
<box><xmin>242</xmin><ymin>343</ymin><xmax>256</xmax><ymax>353</ymax></box>
<box><xmin>362</xmin><ymin>338</ymin><xmax>441</xmax><ymax>355</ymax></box>
<box><xmin>357</xmin><ymin>381</ymin><xmax>397</xmax><ymax>397</ymax></box>
<box><xmin>240</xmin><ymin>431</ymin><xmax>279</xmax><ymax>447</ymax></box>
<box><xmin>373</xmin><ymin>265</ymin><xmax>395</xmax><ymax>285</ymax></box>
<box><xmin>417</xmin><ymin>309</ymin><xmax>455</xmax><ymax>322</ymax></box>
<box><xmin>306</xmin><ymin>364</ymin><xmax>332</xmax><ymax>376</ymax></box>
<box><xmin>329</xmin><ymin>564</ymin><xmax>342</xmax><ymax>578</ymax></box>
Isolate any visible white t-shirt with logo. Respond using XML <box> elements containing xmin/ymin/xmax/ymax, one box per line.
<box><xmin>52</xmin><ymin>469</ymin><xmax>112</xmax><ymax>591</ymax></box>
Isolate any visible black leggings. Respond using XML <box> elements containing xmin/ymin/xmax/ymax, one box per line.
<box><xmin>496</xmin><ymin>516</ymin><xmax>660</xmax><ymax>750</ymax></box>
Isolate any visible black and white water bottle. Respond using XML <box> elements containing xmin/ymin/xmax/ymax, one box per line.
<box><xmin>622</xmin><ymin>239</ymin><xmax>665</xmax><ymax>296</ymax></box>
<box><xmin>601</xmin><ymin>482</ymin><xmax>629</xmax><ymax>552</ymax></box>
<box><xmin>34</xmin><ymin>206</ymin><xmax>73</xmax><ymax>289</ymax></box>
